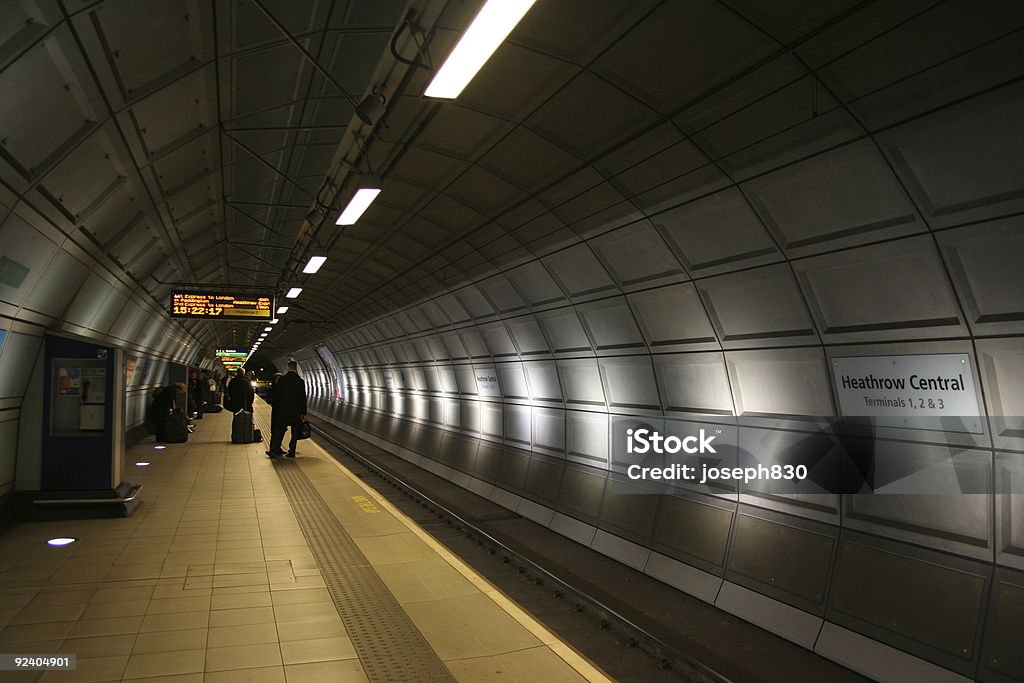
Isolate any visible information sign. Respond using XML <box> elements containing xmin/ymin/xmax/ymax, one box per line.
<box><xmin>171</xmin><ymin>292</ymin><xmax>272</xmax><ymax>320</ymax></box>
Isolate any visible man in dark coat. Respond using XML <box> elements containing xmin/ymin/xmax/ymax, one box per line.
<box><xmin>226</xmin><ymin>368</ymin><xmax>254</xmax><ymax>413</ymax></box>
<box><xmin>267</xmin><ymin>361</ymin><xmax>307</xmax><ymax>458</ymax></box>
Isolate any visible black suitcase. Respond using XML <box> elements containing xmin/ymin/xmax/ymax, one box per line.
<box><xmin>231</xmin><ymin>410</ymin><xmax>254</xmax><ymax>444</ymax></box>
<box><xmin>252</xmin><ymin>428</ymin><xmax>262</xmax><ymax>443</ymax></box>
<box><xmin>202</xmin><ymin>403</ymin><xmax>224</xmax><ymax>413</ymax></box>
<box><xmin>164</xmin><ymin>410</ymin><xmax>189</xmax><ymax>443</ymax></box>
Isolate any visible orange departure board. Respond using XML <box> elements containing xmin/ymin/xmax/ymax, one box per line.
<box><xmin>170</xmin><ymin>292</ymin><xmax>273</xmax><ymax>320</ymax></box>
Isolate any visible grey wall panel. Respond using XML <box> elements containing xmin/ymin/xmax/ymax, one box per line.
<box><xmin>0</xmin><ymin>333</ymin><xmax>42</xmax><ymax>398</ymax></box>
<box><xmin>506</xmin><ymin>315</ymin><xmax>551</xmax><ymax>356</ymax></box>
<box><xmin>566</xmin><ymin>410</ymin><xmax>608</xmax><ymax>467</ymax></box>
<box><xmin>23</xmin><ymin>249</ymin><xmax>90</xmax><ymax>318</ymax></box>
<box><xmin>0</xmin><ymin>213</ymin><xmax>58</xmax><ymax>307</ymax></box>
<box><xmin>654</xmin><ymin>352</ymin><xmax>733</xmax><ymax>415</ymax></box>
<box><xmin>599</xmin><ymin>481</ymin><xmax>659</xmax><ymax>542</ymax></box>
<box><xmin>507</xmin><ymin>261</ymin><xmax>565</xmax><ymax>306</ymax></box>
<box><xmin>63</xmin><ymin>272</ymin><xmax>112</xmax><ymax>329</ymax></box>
<box><xmin>654</xmin><ymin>187</ymin><xmax>781</xmax><ymax>277</ymax></box>
<box><xmin>598</xmin><ymin>356</ymin><xmax>660</xmax><ymax>411</ymax></box>
<box><xmin>524</xmin><ymin>360</ymin><xmax>563</xmax><ymax>403</ymax></box>
<box><xmin>92</xmin><ymin>287</ymin><xmax>128</xmax><ymax>333</ymax></box>
<box><xmin>442</xmin><ymin>332</ymin><xmax>468</xmax><ymax>360</ymax></box>
<box><xmin>454</xmin><ymin>365</ymin><xmax>477</xmax><ymax>395</ymax></box>
<box><xmin>436</xmin><ymin>365</ymin><xmax>458</xmax><ymax>394</ymax></box>
<box><xmin>727</xmin><ymin>347</ymin><xmax>834</xmax><ymax>420</ymax></box>
<box><xmin>459</xmin><ymin>400</ymin><xmax>480</xmax><ymax>434</ymax></box>
<box><xmin>544</xmin><ymin>244</ymin><xmax>617</xmax><ymax>299</ymax></box>
<box><xmin>738</xmin><ymin>426</ymin><xmax>841</xmax><ymax>522</ymax></box>
<box><xmin>496</xmin><ymin>446</ymin><xmax>530</xmax><ymax>490</ymax></box>
<box><xmin>844</xmin><ymin>442</ymin><xmax>991</xmax><ymax>559</ymax></box>
<box><xmin>0</xmin><ymin>416</ymin><xmax>19</xmax><ymax>488</ymax></box>
<box><xmin>532</xmin><ymin>406</ymin><xmax>565</xmax><ymax>455</ymax></box>
<box><xmin>454</xmin><ymin>286</ymin><xmax>496</xmax><ymax>319</ymax></box>
<box><xmin>698</xmin><ymin>264</ymin><xmax>818</xmax><ymax>348</ymax></box>
<box><xmin>558</xmin><ymin>465</ymin><xmax>607</xmax><ymax>522</ymax></box>
<box><xmin>938</xmin><ymin>217</ymin><xmax>1024</xmax><ymax>336</ymax></box>
<box><xmin>503</xmin><ymin>403</ymin><xmax>531</xmax><ymax>445</ymax></box>
<box><xmin>744</xmin><ymin>139</ymin><xmax>922</xmax><ymax>257</ymax></box>
<box><xmin>578</xmin><ymin>298</ymin><xmax>645</xmax><ymax>352</ymax></box>
<box><xmin>524</xmin><ymin>456</ymin><xmax>564</xmax><ymax>503</ymax></box>
<box><xmin>536</xmin><ymin>308</ymin><xmax>592</xmax><ymax>354</ymax></box>
<box><xmin>980</xmin><ymin>569</ymin><xmax>1024</xmax><ymax>682</ymax></box>
<box><xmin>458</xmin><ymin>327</ymin><xmax>490</xmax><ymax>358</ymax></box>
<box><xmin>628</xmin><ymin>283</ymin><xmax>718</xmax><ymax>352</ymax></box>
<box><xmin>496</xmin><ymin>362</ymin><xmax>529</xmax><ymax>399</ymax></box>
<box><xmin>728</xmin><ymin>511</ymin><xmax>835</xmax><ymax>611</ymax></box>
<box><xmin>481</xmin><ymin>322</ymin><xmax>518</xmax><ymax>357</ymax></box>
<box><xmin>426</xmin><ymin>334</ymin><xmax>449</xmax><ymax>361</ymax></box>
<box><xmin>975</xmin><ymin>338</ymin><xmax>1024</xmax><ymax>453</ymax></box>
<box><xmin>795</xmin><ymin>236</ymin><xmax>966</xmax><ymax>343</ymax></box>
<box><xmin>879</xmin><ymin>80</ymin><xmax>1024</xmax><ymax>229</ymax></box>
<box><xmin>590</xmin><ymin>221</ymin><xmax>686</xmax><ymax>290</ymax></box>
<box><xmin>480</xmin><ymin>402</ymin><xmax>503</xmax><ymax>440</ymax></box>
<box><xmin>829</xmin><ymin>536</ymin><xmax>989</xmax><ymax>675</ymax></box>
<box><xmin>478</xmin><ymin>275</ymin><xmax>528</xmax><ymax>313</ymax></box>
<box><xmin>557</xmin><ymin>358</ymin><xmax>606</xmax><ymax>408</ymax></box>
<box><xmin>995</xmin><ymin>451</ymin><xmax>1024</xmax><ymax>570</ymax></box>
<box><xmin>653</xmin><ymin>494</ymin><xmax>735</xmax><ymax>571</ymax></box>
<box><xmin>474</xmin><ymin>442</ymin><xmax>502</xmax><ymax>481</ymax></box>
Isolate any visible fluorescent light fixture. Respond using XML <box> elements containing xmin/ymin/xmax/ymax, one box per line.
<box><xmin>336</xmin><ymin>188</ymin><xmax>381</xmax><ymax>225</ymax></box>
<box><xmin>303</xmin><ymin>256</ymin><xmax>327</xmax><ymax>274</ymax></box>
<box><xmin>154</xmin><ymin>445</ymin><xmax>166</xmax><ymax>450</ymax></box>
<box><xmin>135</xmin><ymin>462</ymin><xmax>150</xmax><ymax>467</ymax></box>
<box><xmin>424</xmin><ymin>0</ymin><xmax>536</xmax><ymax>98</ymax></box>
<box><xmin>270</xmin><ymin>319</ymin><xmax>279</xmax><ymax>324</ymax></box>
<box><xmin>286</xmin><ymin>288</ymin><xmax>302</xmax><ymax>299</ymax></box>
<box><xmin>264</xmin><ymin>326</ymin><xmax>272</xmax><ymax>332</ymax></box>
<box><xmin>47</xmin><ymin>537</ymin><xmax>77</xmax><ymax>547</ymax></box>
<box><xmin>277</xmin><ymin>306</ymin><xmax>289</xmax><ymax>314</ymax></box>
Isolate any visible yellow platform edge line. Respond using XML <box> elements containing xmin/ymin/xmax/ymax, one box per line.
<box><xmin>294</xmin><ymin>418</ymin><xmax>613</xmax><ymax>683</ymax></box>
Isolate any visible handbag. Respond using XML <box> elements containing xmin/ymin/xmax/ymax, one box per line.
<box><xmin>296</xmin><ymin>419</ymin><xmax>312</xmax><ymax>440</ymax></box>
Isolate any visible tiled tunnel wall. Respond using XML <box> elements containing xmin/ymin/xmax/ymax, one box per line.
<box><xmin>281</xmin><ymin>79</ymin><xmax>1024</xmax><ymax>681</ymax></box>
<box><xmin>0</xmin><ymin>202</ymin><xmax>209</xmax><ymax>503</ymax></box>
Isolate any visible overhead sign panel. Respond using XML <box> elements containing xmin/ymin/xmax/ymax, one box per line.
<box><xmin>171</xmin><ymin>292</ymin><xmax>272</xmax><ymax>320</ymax></box>
<box><xmin>832</xmin><ymin>354</ymin><xmax>982</xmax><ymax>433</ymax></box>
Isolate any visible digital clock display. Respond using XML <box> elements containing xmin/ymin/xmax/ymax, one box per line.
<box><xmin>170</xmin><ymin>292</ymin><xmax>273</xmax><ymax>320</ymax></box>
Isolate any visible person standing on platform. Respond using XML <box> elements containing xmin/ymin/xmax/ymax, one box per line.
<box><xmin>226</xmin><ymin>368</ymin><xmax>254</xmax><ymax>414</ymax></box>
<box><xmin>267</xmin><ymin>361</ymin><xmax>306</xmax><ymax>458</ymax></box>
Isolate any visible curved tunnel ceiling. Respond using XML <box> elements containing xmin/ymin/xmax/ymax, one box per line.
<box><xmin>3</xmin><ymin>0</ymin><xmax>1022</xmax><ymax>358</ymax></box>
<box><xmin>266</xmin><ymin>0</ymin><xmax>1024</xmax><ymax>358</ymax></box>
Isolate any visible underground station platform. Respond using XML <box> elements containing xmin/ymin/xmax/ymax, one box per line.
<box><xmin>0</xmin><ymin>401</ymin><xmax>875</xmax><ymax>683</ymax></box>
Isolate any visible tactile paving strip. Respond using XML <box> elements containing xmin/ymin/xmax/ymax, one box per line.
<box><xmin>272</xmin><ymin>458</ymin><xmax>456</xmax><ymax>682</ymax></box>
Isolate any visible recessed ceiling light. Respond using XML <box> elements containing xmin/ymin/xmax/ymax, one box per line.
<box><xmin>303</xmin><ymin>256</ymin><xmax>327</xmax><ymax>274</ymax></box>
<box><xmin>336</xmin><ymin>188</ymin><xmax>381</xmax><ymax>226</ymax></box>
<box><xmin>286</xmin><ymin>288</ymin><xmax>302</xmax><ymax>299</ymax></box>
<box><xmin>277</xmin><ymin>306</ymin><xmax>289</xmax><ymax>314</ymax></box>
<box><xmin>47</xmin><ymin>537</ymin><xmax>77</xmax><ymax>546</ymax></box>
<box><xmin>424</xmin><ymin>0</ymin><xmax>536</xmax><ymax>99</ymax></box>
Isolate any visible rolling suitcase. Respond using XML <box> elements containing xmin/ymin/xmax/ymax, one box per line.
<box><xmin>231</xmin><ymin>410</ymin><xmax>254</xmax><ymax>444</ymax></box>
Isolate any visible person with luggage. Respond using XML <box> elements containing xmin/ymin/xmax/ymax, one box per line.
<box><xmin>227</xmin><ymin>369</ymin><xmax>257</xmax><ymax>444</ymax></box>
<box><xmin>267</xmin><ymin>361</ymin><xmax>307</xmax><ymax>458</ymax></box>
<box><xmin>152</xmin><ymin>382</ymin><xmax>189</xmax><ymax>443</ymax></box>
<box><xmin>226</xmin><ymin>368</ymin><xmax>254</xmax><ymax>413</ymax></box>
